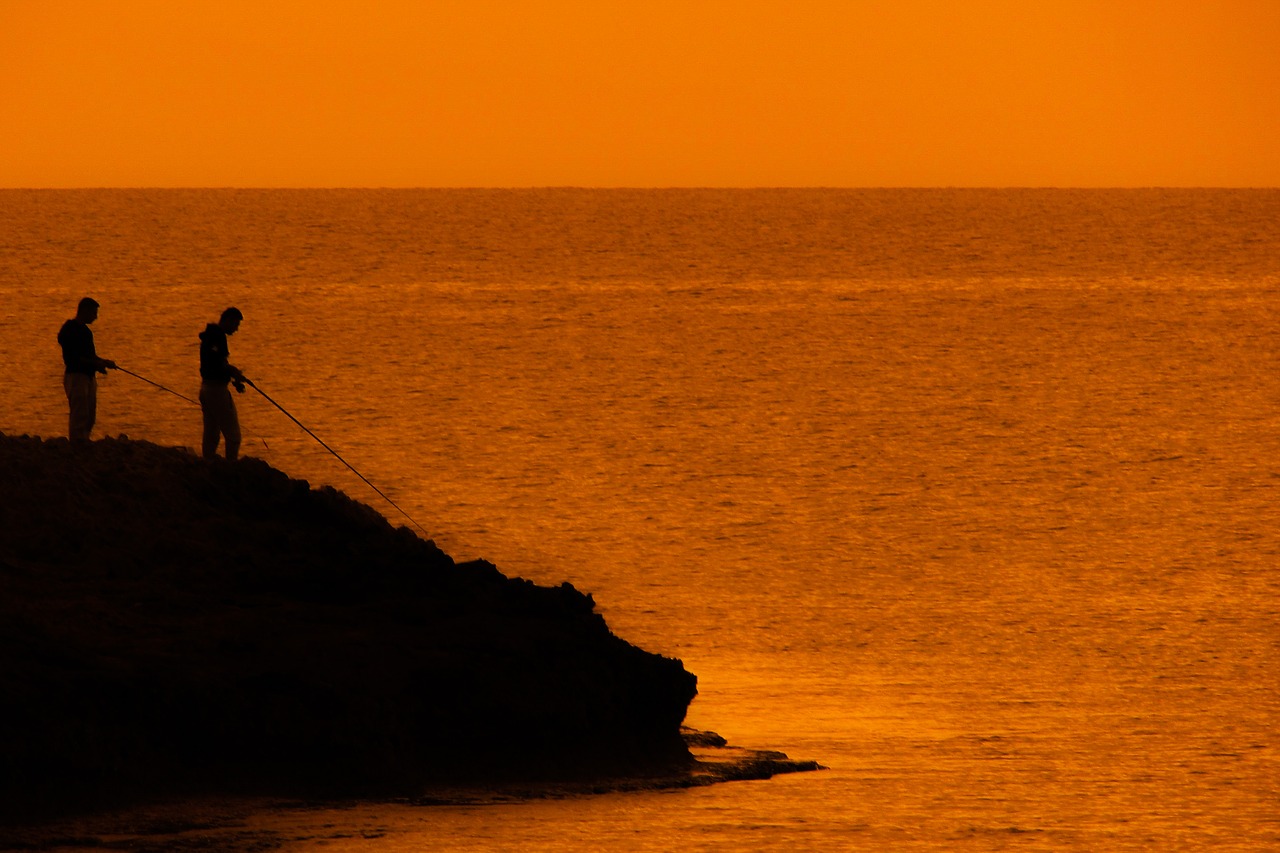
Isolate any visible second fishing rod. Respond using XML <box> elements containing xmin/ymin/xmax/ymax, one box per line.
<box><xmin>116</xmin><ymin>362</ymin><xmax>428</xmax><ymax>538</ymax></box>
<box><xmin>241</xmin><ymin>377</ymin><xmax>432</xmax><ymax>539</ymax></box>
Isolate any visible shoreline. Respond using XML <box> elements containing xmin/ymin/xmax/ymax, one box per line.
<box><xmin>0</xmin><ymin>432</ymin><xmax>819</xmax><ymax>829</ymax></box>
<box><xmin>0</xmin><ymin>729</ymin><xmax>821</xmax><ymax>850</ymax></box>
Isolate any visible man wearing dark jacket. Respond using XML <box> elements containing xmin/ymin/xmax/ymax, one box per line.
<box><xmin>57</xmin><ymin>297</ymin><xmax>116</xmax><ymax>441</ymax></box>
<box><xmin>199</xmin><ymin>307</ymin><xmax>246</xmax><ymax>460</ymax></box>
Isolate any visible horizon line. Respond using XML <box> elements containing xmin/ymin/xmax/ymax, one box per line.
<box><xmin>3</xmin><ymin>185</ymin><xmax>1278</xmax><ymax>191</ymax></box>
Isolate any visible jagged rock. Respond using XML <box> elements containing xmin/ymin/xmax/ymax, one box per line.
<box><xmin>0</xmin><ymin>433</ymin><xmax>699</xmax><ymax>818</ymax></box>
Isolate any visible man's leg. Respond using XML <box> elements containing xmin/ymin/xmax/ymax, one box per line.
<box><xmin>199</xmin><ymin>385</ymin><xmax>222</xmax><ymax>459</ymax></box>
<box><xmin>64</xmin><ymin>373</ymin><xmax>95</xmax><ymax>442</ymax></box>
<box><xmin>224</xmin><ymin>396</ymin><xmax>242</xmax><ymax>461</ymax></box>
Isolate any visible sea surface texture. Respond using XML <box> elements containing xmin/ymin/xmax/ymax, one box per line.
<box><xmin>2</xmin><ymin>189</ymin><xmax>1278</xmax><ymax>850</ymax></box>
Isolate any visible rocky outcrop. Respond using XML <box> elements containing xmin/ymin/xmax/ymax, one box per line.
<box><xmin>0</xmin><ymin>433</ymin><xmax>700</xmax><ymax>818</ymax></box>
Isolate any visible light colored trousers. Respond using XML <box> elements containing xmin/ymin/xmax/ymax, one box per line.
<box><xmin>200</xmin><ymin>383</ymin><xmax>242</xmax><ymax>460</ymax></box>
<box><xmin>64</xmin><ymin>372</ymin><xmax>96</xmax><ymax>441</ymax></box>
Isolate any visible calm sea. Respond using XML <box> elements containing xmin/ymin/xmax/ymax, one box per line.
<box><xmin>2</xmin><ymin>189</ymin><xmax>1278</xmax><ymax>850</ymax></box>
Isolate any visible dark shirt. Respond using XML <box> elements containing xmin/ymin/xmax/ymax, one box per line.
<box><xmin>199</xmin><ymin>323</ymin><xmax>233</xmax><ymax>384</ymax></box>
<box><xmin>57</xmin><ymin>319</ymin><xmax>100</xmax><ymax>376</ymax></box>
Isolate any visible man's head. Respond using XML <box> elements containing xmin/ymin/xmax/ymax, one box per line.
<box><xmin>76</xmin><ymin>297</ymin><xmax>100</xmax><ymax>324</ymax></box>
<box><xmin>219</xmin><ymin>307</ymin><xmax>243</xmax><ymax>335</ymax></box>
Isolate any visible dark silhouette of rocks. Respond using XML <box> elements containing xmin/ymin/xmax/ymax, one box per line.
<box><xmin>0</xmin><ymin>432</ymin><xmax>721</xmax><ymax>818</ymax></box>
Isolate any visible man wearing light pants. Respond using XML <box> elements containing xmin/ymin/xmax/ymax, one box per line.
<box><xmin>57</xmin><ymin>297</ymin><xmax>116</xmax><ymax>441</ymax></box>
<box><xmin>198</xmin><ymin>307</ymin><xmax>246</xmax><ymax>460</ymax></box>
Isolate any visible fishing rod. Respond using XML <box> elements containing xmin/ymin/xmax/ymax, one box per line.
<box><xmin>112</xmin><ymin>365</ymin><xmax>199</xmax><ymax>405</ymax></box>
<box><xmin>243</xmin><ymin>377</ymin><xmax>431</xmax><ymax>539</ymax></box>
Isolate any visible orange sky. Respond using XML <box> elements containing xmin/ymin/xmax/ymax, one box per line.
<box><xmin>2</xmin><ymin>0</ymin><xmax>1278</xmax><ymax>187</ymax></box>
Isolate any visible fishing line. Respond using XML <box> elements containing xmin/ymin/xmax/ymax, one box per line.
<box><xmin>245</xmin><ymin>378</ymin><xmax>431</xmax><ymax>539</ymax></box>
<box><xmin>112</xmin><ymin>365</ymin><xmax>199</xmax><ymax>406</ymax></box>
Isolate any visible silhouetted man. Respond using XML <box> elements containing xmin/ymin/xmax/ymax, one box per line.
<box><xmin>57</xmin><ymin>297</ymin><xmax>116</xmax><ymax>441</ymax></box>
<box><xmin>199</xmin><ymin>307</ymin><xmax>246</xmax><ymax>460</ymax></box>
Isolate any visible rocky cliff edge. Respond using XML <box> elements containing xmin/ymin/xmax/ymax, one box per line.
<box><xmin>0</xmin><ymin>433</ymin><xmax>720</xmax><ymax>817</ymax></box>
